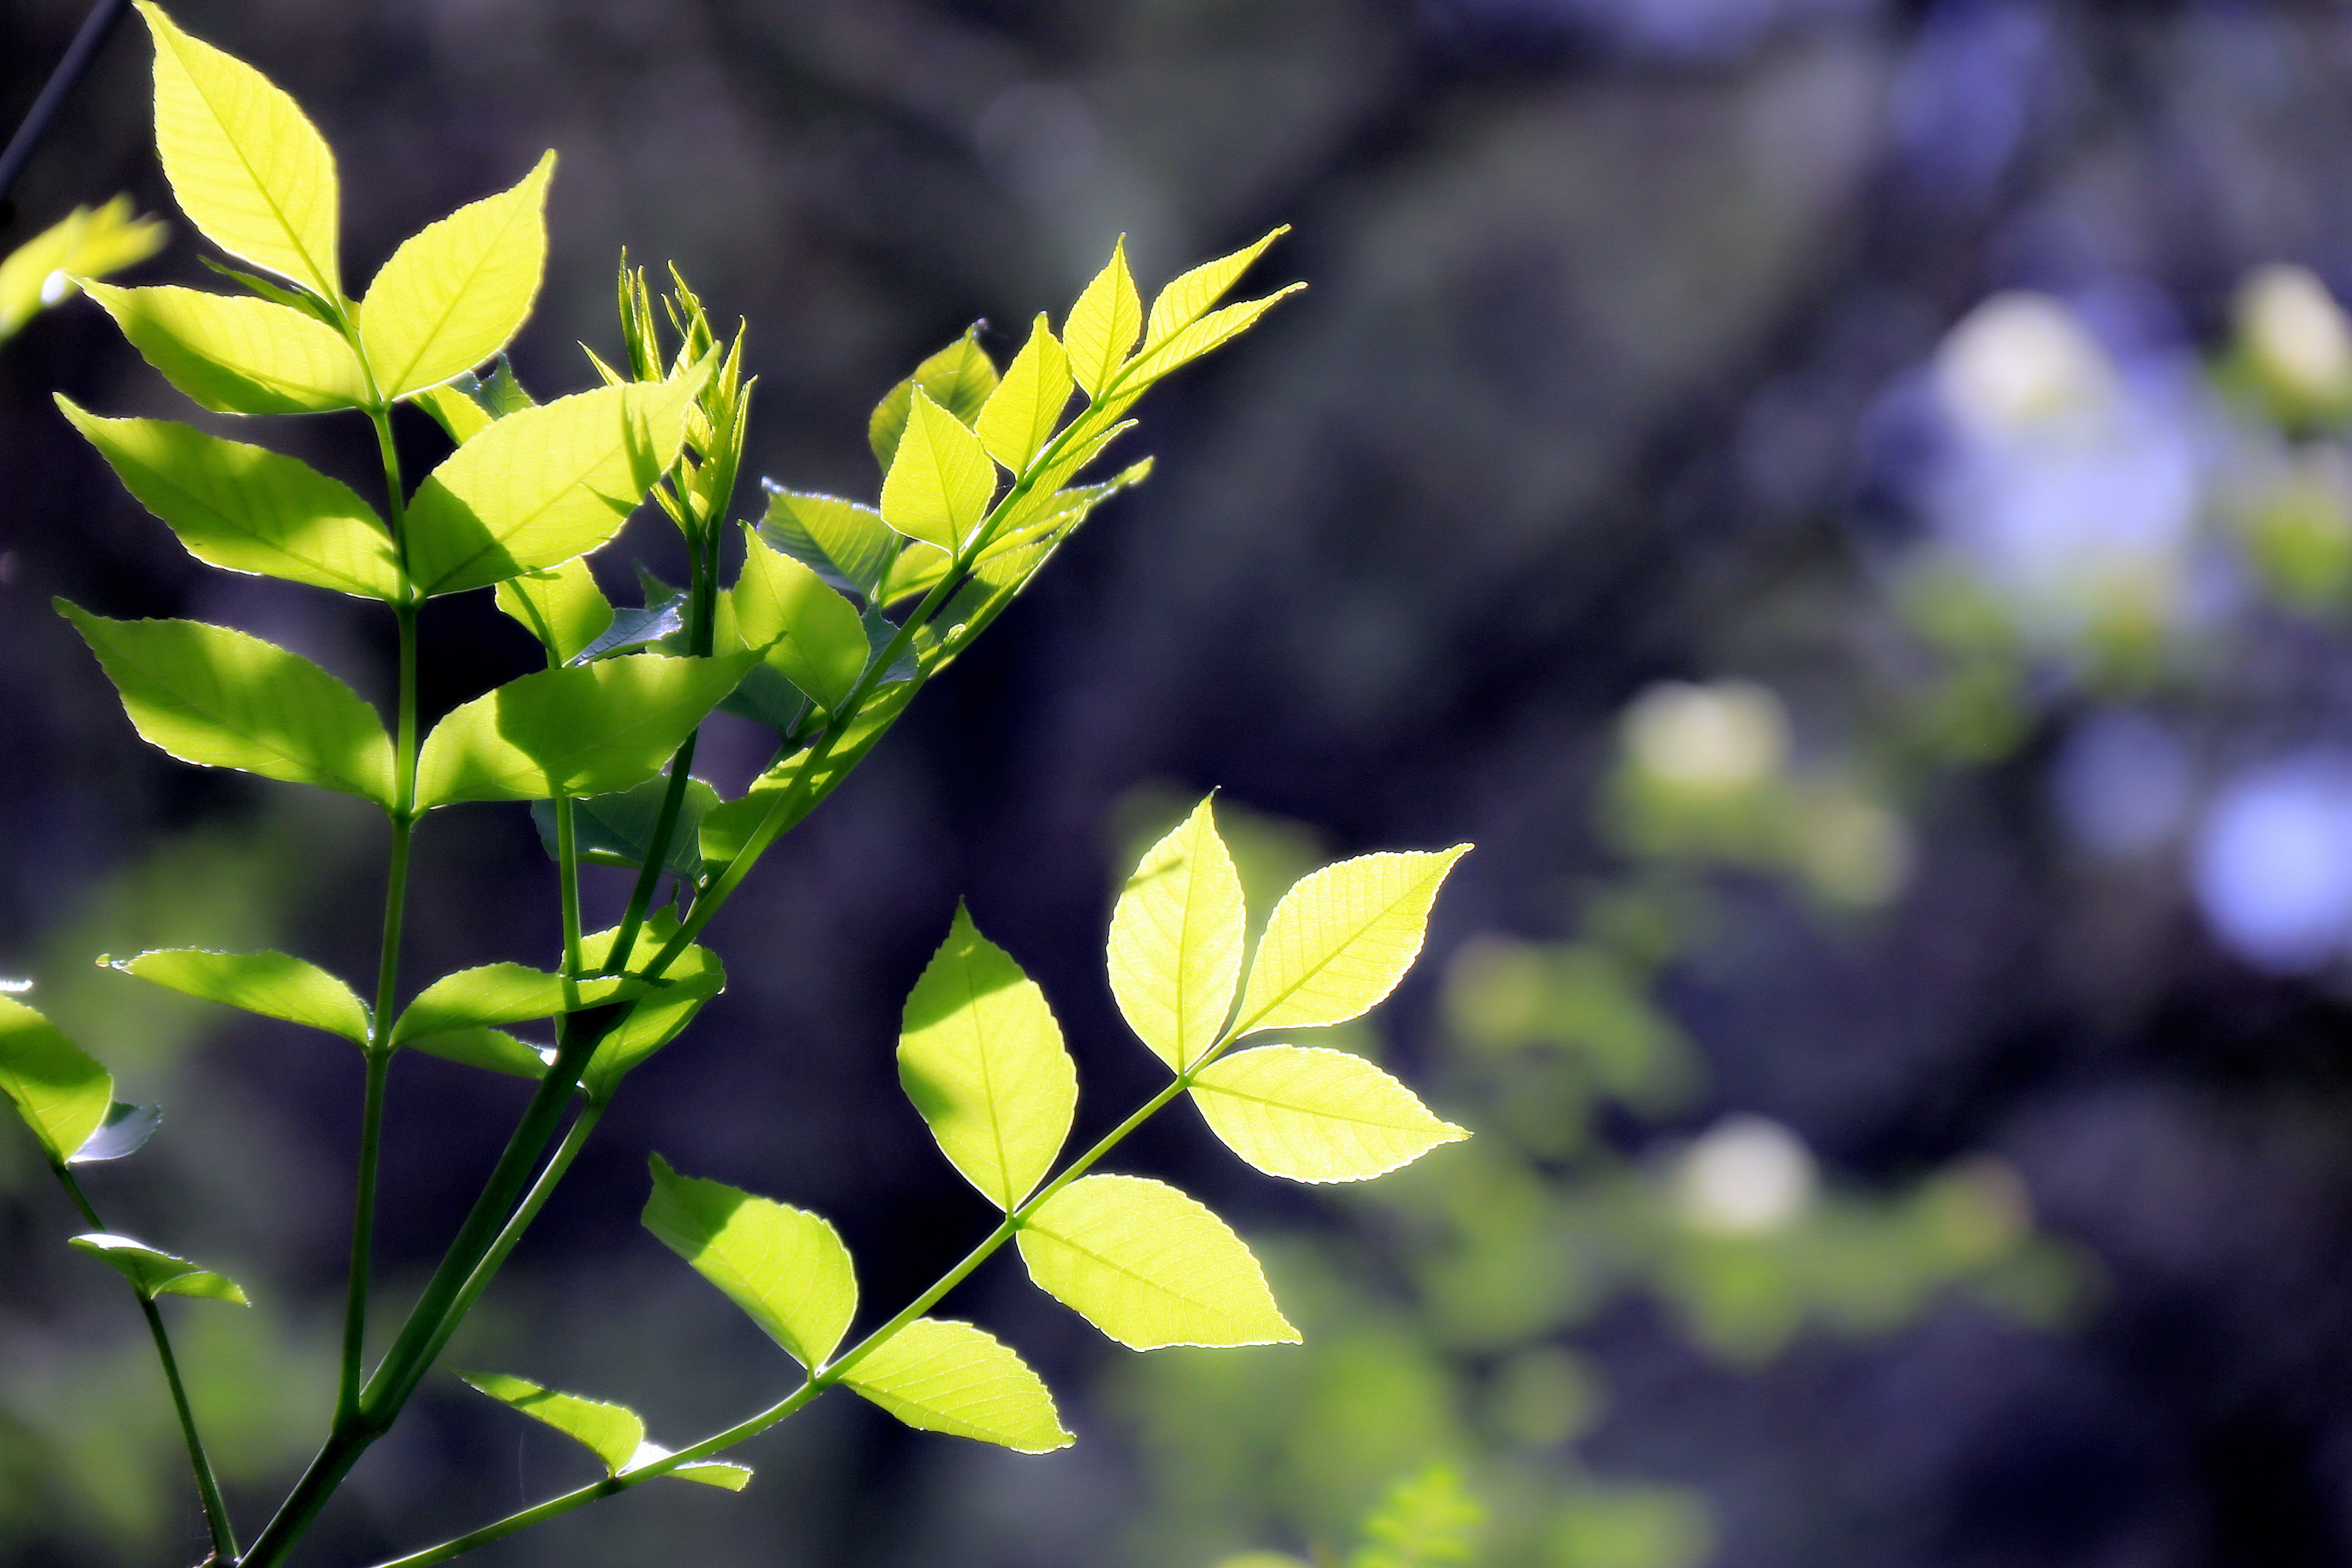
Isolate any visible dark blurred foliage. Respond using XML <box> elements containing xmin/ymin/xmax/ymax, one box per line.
<box><xmin>7</xmin><ymin>1</ymin><xmax>2352</xmax><ymax>1566</ymax></box>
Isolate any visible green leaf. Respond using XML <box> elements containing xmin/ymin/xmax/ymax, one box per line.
<box><xmin>58</xmin><ymin>603</ymin><xmax>395</xmax><ymax>805</ymax></box>
<box><xmin>1016</xmin><ymin>1174</ymin><xmax>1298</xmax><ymax>1350</ymax></box>
<box><xmin>1064</xmin><ymin>237</ymin><xmax>1142</xmax><ymax>398</ymax></box>
<box><xmin>79</xmin><ymin>282</ymin><xmax>365</xmax><ymax>413</ymax></box>
<box><xmin>580</xmin><ymin>914</ymin><xmax>726</xmax><ymax>1097</ymax></box>
<box><xmin>1352</xmin><ymin>1465</ymin><xmax>1482</xmax><ymax>1568</ymax></box>
<box><xmin>496</xmin><ymin>558</ymin><xmax>614</xmax><ymax>664</ymax></box>
<box><xmin>697</xmin><ymin>680</ymin><xmax>919</xmax><ymax>866</ymax></box>
<box><xmin>69</xmin><ymin>1233</ymin><xmax>248</xmax><ymax>1304</ymax></box>
<box><xmin>402</xmin><ymin>364</ymin><xmax>710</xmax><ymax>597</ymax></box>
<box><xmin>415</xmin><ymin>383</ymin><xmax>490</xmax><ymax>444</ymax></box>
<box><xmin>643</xmin><ymin>1154</ymin><xmax>855</xmax><ymax>1369</ymax></box>
<box><xmin>0</xmin><ymin>197</ymin><xmax>164</xmax><ymax>341</ymax></box>
<box><xmin>389</xmin><ymin>963</ymin><xmax>640</xmax><ymax>1046</ymax></box>
<box><xmin>628</xmin><ymin>1449</ymin><xmax>753</xmax><ymax>1490</ymax></box>
<box><xmin>1142</xmin><ymin>228</ymin><xmax>1287</xmax><ymax>350</ymax></box>
<box><xmin>0</xmin><ymin>995</ymin><xmax>113</xmax><ymax>1163</ymax></box>
<box><xmin>1189</xmin><ymin>1046</ymin><xmax>1467</xmax><ymax>1183</ymax></box>
<box><xmin>459</xmin><ymin>1370</ymin><xmax>642</xmax><ymax>1474</ymax></box>
<box><xmin>406</xmin><ymin>1025</ymin><xmax>548</xmax><ymax>1080</ymax></box>
<box><xmin>869</xmin><ymin>325</ymin><xmax>999</xmax><ymax>472</ymax></box>
<box><xmin>414</xmin><ymin>652</ymin><xmax>753</xmax><ymax>807</ymax></box>
<box><xmin>114</xmin><ymin>948</ymin><xmax>370</xmax><ymax>1046</ymax></box>
<box><xmin>139</xmin><ymin>2</ymin><xmax>341</xmax><ymax>300</ymax></box>
<box><xmin>974</xmin><ymin>314</ymin><xmax>1073</xmax><ymax>473</ymax></box>
<box><xmin>876</xmin><ymin>541</ymin><xmax>950</xmax><ymax>608</ymax></box>
<box><xmin>1123</xmin><ymin>285</ymin><xmax>1304</xmax><ymax>392</ymax></box>
<box><xmin>897</xmin><ymin>904</ymin><xmax>1076</xmax><ymax>1209</ymax></box>
<box><xmin>880</xmin><ymin>388</ymin><xmax>995</xmax><ymax>552</ymax></box>
<box><xmin>756</xmin><ymin>486</ymin><xmax>898</xmax><ymax>599</ymax></box>
<box><xmin>1232</xmin><ymin>846</ymin><xmax>1472</xmax><ymax>1038</ymax></box>
<box><xmin>57</xmin><ymin>398</ymin><xmax>400</xmax><ymax>600</ymax></box>
<box><xmin>359</xmin><ymin>152</ymin><xmax>554</xmax><ymax>399</ymax></box>
<box><xmin>196</xmin><ymin>253</ymin><xmax>338</xmax><ymax>327</ymax></box>
<box><xmin>1107</xmin><ymin>793</ymin><xmax>1246</xmax><ymax>1071</ymax></box>
<box><xmin>571</xmin><ymin>593</ymin><xmax>684</xmax><ymax>664</ymax></box>
<box><xmin>733</xmin><ymin>526</ymin><xmax>868</xmax><ymax>711</ymax></box>
<box><xmin>70</xmin><ymin>1100</ymin><xmax>164</xmax><ymax>1164</ymax></box>
<box><xmin>531</xmin><ymin>775</ymin><xmax>720</xmax><ymax>880</ymax></box>
<box><xmin>843</xmin><ymin>1317</ymin><xmax>1073</xmax><ymax>1453</ymax></box>
<box><xmin>415</xmin><ymin>356</ymin><xmax>535</xmax><ymax>445</ymax></box>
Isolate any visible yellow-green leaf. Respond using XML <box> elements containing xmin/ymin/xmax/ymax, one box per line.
<box><xmin>1189</xmin><ymin>1045</ymin><xmax>1467</xmax><ymax>1182</ymax></box>
<box><xmin>643</xmin><ymin>1155</ymin><xmax>856</xmax><ymax>1369</ymax></box>
<box><xmin>58</xmin><ymin>398</ymin><xmax>399</xmax><ymax>599</ymax></box>
<box><xmin>1141</xmin><ymin>227</ymin><xmax>1287</xmax><ymax>349</ymax></box>
<box><xmin>1232</xmin><ymin>846</ymin><xmax>1471</xmax><ymax>1038</ymax></box>
<box><xmin>757</xmin><ymin>487</ymin><xmax>899</xmax><ymax>599</ymax></box>
<box><xmin>495</xmin><ymin>557</ymin><xmax>614</xmax><ymax>664</ymax></box>
<box><xmin>359</xmin><ymin>151</ymin><xmax>554</xmax><ymax>399</ymax></box>
<box><xmin>1125</xmin><ymin>285</ymin><xmax>1305</xmax><ymax>392</ymax></box>
<box><xmin>389</xmin><ymin>963</ymin><xmax>640</xmax><ymax>1047</ymax></box>
<box><xmin>70</xmin><ymin>1233</ymin><xmax>247</xmax><ymax>1304</ymax></box>
<box><xmin>459</xmin><ymin>1370</ymin><xmax>642</xmax><ymax>1474</ymax></box>
<box><xmin>115</xmin><ymin>948</ymin><xmax>369</xmax><ymax>1045</ymax></box>
<box><xmin>879</xmin><ymin>388</ymin><xmax>995</xmax><ymax>551</ymax></box>
<box><xmin>403</xmin><ymin>365</ymin><xmax>709</xmax><ymax>597</ymax></box>
<box><xmin>0</xmin><ymin>197</ymin><xmax>164</xmax><ymax>341</ymax></box>
<box><xmin>897</xmin><ymin>904</ymin><xmax>1076</xmax><ymax>1209</ymax></box>
<box><xmin>732</xmin><ymin>526</ymin><xmax>868</xmax><ymax>711</ymax></box>
<box><xmin>844</xmin><ymin>1317</ymin><xmax>1073</xmax><ymax>1452</ymax></box>
<box><xmin>974</xmin><ymin>314</ymin><xmax>1072</xmax><ymax>472</ymax></box>
<box><xmin>580</xmin><ymin>914</ymin><xmax>725</xmax><ymax>1098</ymax></box>
<box><xmin>1064</xmin><ymin>236</ymin><xmax>1141</xmax><ymax>398</ymax></box>
<box><xmin>81</xmin><ymin>282</ymin><xmax>364</xmax><ymax>413</ymax></box>
<box><xmin>1015</xmin><ymin>1174</ymin><xmax>1298</xmax><ymax>1349</ymax></box>
<box><xmin>0</xmin><ymin>996</ymin><xmax>113</xmax><ymax>1163</ymax></box>
<box><xmin>869</xmin><ymin>325</ymin><xmax>999</xmax><ymax>471</ymax></box>
<box><xmin>876</xmin><ymin>541</ymin><xmax>950</xmax><ymax>608</ymax></box>
<box><xmin>406</xmin><ymin>1025</ymin><xmax>548</xmax><ymax>1080</ymax></box>
<box><xmin>140</xmin><ymin>2</ymin><xmax>341</xmax><ymax>300</ymax></box>
<box><xmin>1107</xmin><ymin>793</ymin><xmax>1245</xmax><ymax>1071</ymax></box>
<box><xmin>616</xmin><ymin>1441</ymin><xmax>752</xmax><ymax>1489</ymax></box>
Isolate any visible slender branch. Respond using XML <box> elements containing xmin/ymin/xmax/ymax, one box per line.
<box><xmin>337</xmin><ymin>1042</ymin><xmax>393</xmax><ymax>1426</ymax></box>
<box><xmin>0</xmin><ymin>0</ymin><xmax>131</xmax><ymax>224</ymax></box>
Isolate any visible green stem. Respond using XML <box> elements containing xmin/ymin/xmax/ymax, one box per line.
<box><xmin>337</xmin><ymin>1041</ymin><xmax>393</xmax><ymax>1426</ymax></box>
<box><xmin>51</xmin><ymin>1163</ymin><xmax>239</xmax><ymax>1562</ymax></box>
<box><xmin>554</xmin><ymin>795</ymin><xmax>585</xmax><ymax>984</ymax></box>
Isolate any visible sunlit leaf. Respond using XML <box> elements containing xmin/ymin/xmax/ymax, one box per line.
<box><xmin>1015</xmin><ymin>1174</ymin><xmax>1298</xmax><ymax>1349</ymax></box>
<box><xmin>880</xmin><ymin>388</ymin><xmax>995</xmax><ymax>552</ymax></box>
<box><xmin>579</xmin><ymin>914</ymin><xmax>726</xmax><ymax>1098</ymax></box>
<box><xmin>1108</xmin><ymin>794</ymin><xmax>1245</xmax><ymax>1071</ymax></box>
<box><xmin>140</xmin><ymin>2</ymin><xmax>341</xmax><ymax>300</ymax></box>
<box><xmin>1141</xmin><ymin>228</ymin><xmax>1287</xmax><ymax>349</ymax></box>
<box><xmin>496</xmin><ymin>558</ymin><xmax>614</xmax><ymax>664</ymax></box>
<box><xmin>459</xmin><ymin>1370</ymin><xmax>642</xmax><ymax>1474</ymax></box>
<box><xmin>390</xmin><ymin>963</ymin><xmax>640</xmax><ymax>1046</ymax></box>
<box><xmin>414</xmin><ymin>652</ymin><xmax>753</xmax><ymax>807</ymax></box>
<box><xmin>571</xmin><ymin>593</ymin><xmax>684</xmax><ymax>664</ymax></box>
<box><xmin>1189</xmin><ymin>1045</ymin><xmax>1467</xmax><ymax>1182</ymax></box>
<box><xmin>58</xmin><ymin>399</ymin><xmax>400</xmax><ymax>600</ymax></box>
<box><xmin>869</xmin><ymin>325</ymin><xmax>998</xmax><ymax>471</ymax></box>
<box><xmin>58</xmin><ymin>604</ymin><xmax>395</xmax><ymax>805</ymax></box>
<box><xmin>69</xmin><ymin>1100</ymin><xmax>163</xmax><ymax>1164</ymax></box>
<box><xmin>80</xmin><ymin>282</ymin><xmax>364</xmax><ymax>413</ymax></box>
<box><xmin>359</xmin><ymin>151</ymin><xmax>553</xmax><ymax>398</ymax></box>
<box><xmin>69</xmin><ymin>1232</ymin><xmax>247</xmax><ymax>1304</ymax></box>
<box><xmin>897</xmin><ymin>904</ymin><xmax>1076</xmax><ymax>1209</ymax></box>
<box><xmin>115</xmin><ymin>948</ymin><xmax>370</xmax><ymax>1046</ymax></box>
<box><xmin>1064</xmin><ymin>237</ymin><xmax>1141</xmax><ymax>398</ymax></box>
<box><xmin>876</xmin><ymin>541</ymin><xmax>950</xmax><ymax>608</ymax></box>
<box><xmin>406</xmin><ymin>1025</ymin><xmax>548</xmax><ymax>1080</ymax></box>
<box><xmin>756</xmin><ymin>486</ymin><xmax>898</xmax><ymax>599</ymax></box>
<box><xmin>733</xmin><ymin>526</ymin><xmax>868</xmax><ymax>711</ymax></box>
<box><xmin>1123</xmin><ymin>286</ymin><xmax>1305</xmax><ymax>392</ymax></box>
<box><xmin>974</xmin><ymin>314</ymin><xmax>1072</xmax><ymax>473</ymax></box>
<box><xmin>643</xmin><ymin>1154</ymin><xmax>855</xmax><ymax>1369</ymax></box>
<box><xmin>0</xmin><ymin>197</ymin><xmax>164</xmax><ymax>341</ymax></box>
<box><xmin>617</xmin><ymin>1441</ymin><xmax>752</xmax><ymax>1490</ymax></box>
<box><xmin>1232</xmin><ymin>846</ymin><xmax>1472</xmax><ymax>1037</ymax></box>
<box><xmin>531</xmin><ymin>775</ymin><xmax>720</xmax><ymax>880</ymax></box>
<box><xmin>416</xmin><ymin>355</ymin><xmax>533</xmax><ymax>445</ymax></box>
<box><xmin>843</xmin><ymin>1317</ymin><xmax>1073</xmax><ymax>1452</ymax></box>
<box><xmin>978</xmin><ymin>459</ymin><xmax>1152</xmax><ymax>565</ymax></box>
<box><xmin>0</xmin><ymin>995</ymin><xmax>113</xmax><ymax>1163</ymax></box>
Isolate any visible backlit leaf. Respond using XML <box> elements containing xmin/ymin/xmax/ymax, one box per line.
<box><xmin>531</xmin><ymin>775</ymin><xmax>720</xmax><ymax>879</ymax></box>
<box><xmin>140</xmin><ymin>3</ymin><xmax>341</xmax><ymax>300</ymax></box>
<box><xmin>643</xmin><ymin>1155</ymin><xmax>854</xmax><ymax>1369</ymax></box>
<box><xmin>58</xmin><ymin>604</ymin><xmax>396</xmax><ymax>805</ymax></box>
<box><xmin>876</xmin><ymin>541</ymin><xmax>950</xmax><ymax>607</ymax></box>
<box><xmin>359</xmin><ymin>151</ymin><xmax>553</xmax><ymax>398</ymax></box>
<box><xmin>115</xmin><ymin>948</ymin><xmax>369</xmax><ymax>1045</ymax></box>
<box><xmin>1064</xmin><ymin>238</ymin><xmax>1141</xmax><ymax>398</ymax></box>
<box><xmin>403</xmin><ymin>364</ymin><xmax>709</xmax><ymax>596</ymax></box>
<box><xmin>733</xmin><ymin>526</ymin><xmax>868</xmax><ymax>710</ymax></box>
<box><xmin>459</xmin><ymin>1370</ymin><xmax>641</xmax><ymax>1474</ymax></box>
<box><xmin>0</xmin><ymin>996</ymin><xmax>113</xmax><ymax>1163</ymax></box>
<box><xmin>756</xmin><ymin>486</ymin><xmax>898</xmax><ymax>599</ymax></box>
<box><xmin>869</xmin><ymin>326</ymin><xmax>999</xmax><ymax>471</ymax></box>
<box><xmin>1232</xmin><ymin>847</ymin><xmax>1471</xmax><ymax>1037</ymax></box>
<box><xmin>1124</xmin><ymin>286</ymin><xmax>1304</xmax><ymax>392</ymax></box>
<box><xmin>414</xmin><ymin>652</ymin><xmax>753</xmax><ymax>806</ymax></box>
<box><xmin>879</xmin><ymin>388</ymin><xmax>995</xmax><ymax>552</ymax></box>
<box><xmin>579</xmin><ymin>913</ymin><xmax>726</xmax><ymax>1098</ymax></box>
<box><xmin>390</xmin><ymin>963</ymin><xmax>640</xmax><ymax>1046</ymax></box>
<box><xmin>571</xmin><ymin>593</ymin><xmax>684</xmax><ymax>664</ymax></box>
<box><xmin>617</xmin><ymin>1441</ymin><xmax>752</xmax><ymax>1490</ymax></box>
<box><xmin>898</xmin><ymin>905</ymin><xmax>1076</xmax><ymax>1209</ymax></box>
<box><xmin>70</xmin><ymin>1233</ymin><xmax>247</xmax><ymax>1304</ymax></box>
<box><xmin>1015</xmin><ymin>1174</ymin><xmax>1298</xmax><ymax>1349</ymax></box>
<box><xmin>1107</xmin><ymin>794</ymin><xmax>1245</xmax><ymax>1070</ymax></box>
<box><xmin>974</xmin><ymin>314</ymin><xmax>1072</xmax><ymax>473</ymax></box>
<box><xmin>1189</xmin><ymin>1045</ymin><xmax>1468</xmax><ymax>1182</ymax></box>
<box><xmin>1142</xmin><ymin>227</ymin><xmax>1287</xmax><ymax>349</ymax></box>
<box><xmin>58</xmin><ymin>399</ymin><xmax>399</xmax><ymax>599</ymax></box>
<box><xmin>80</xmin><ymin>282</ymin><xmax>364</xmax><ymax>413</ymax></box>
<box><xmin>0</xmin><ymin>197</ymin><xmax>164</xmax><ymax>341</ymax></box>
<box><xmin>407</xmin><ymin>1026</ymin><xmax>548</xmax><ymax>1080</ymax></box>
<box><xmin>844</xmin><ymin>1317</ymin><xmax>1073</xmax><ymax>1452</ymax></box>
<box><xmin>496</xmin><ymin>557</ymin><xmax>614</xmax><ymax>664</ymax></box>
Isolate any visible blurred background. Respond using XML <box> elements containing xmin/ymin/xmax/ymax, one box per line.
<box><xmin>6</xmin><ymin>0</ymin><xmax>2352</xmax><ymax>1564</ymax></box>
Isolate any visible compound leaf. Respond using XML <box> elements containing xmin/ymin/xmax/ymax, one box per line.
<box><xmin>58</xmin><ymin>399</ymin><xmax>399</xmax><ymax>600</ymax></box>
<box><xmin>1015</xmin><ymin>1174</ymin><xmax>1298</xmax><ymax>1349</ymax></box>
<box><xmin>897</xmin><ymin>904</ymin><xmax>1075</xmax><ymax>1210</ymax></box>
<box><xmin>844</xmin><ymin>1317</ymin><xmax>1072</xmax><ymax>1453</ymax></box>
<box><xmin>70</xmin><ymin>1233</ymin><xmax>247</xmax><ymax>1304</ymax></box>
<box><xmin>459</xmin><ymin>1370</ymin><xmax>641</xmax><ymax>1474</ymax></box>
<box><xmin>756</xmin><ymin>486</ymin><xmax>897</xmax><ymax>599</ymax></box>
<box><xmin>1107</xmin><ymin>793</ymin><xmax>1245</xmax><ymax>1071</ymax></box>
<box><xmin>975</xmin><ymin>314</ymin><xmax>1072</xmax><ymax>473</ymax></box>
<box><xmin>496</xmin><ymin>557</ymin><xmax>614</xmax><ymax>664</ymax></box>
<box><xmin>879</xmin><ymin>388</ymin><xmax>993</xmax><ymax>552</ymax></box>
<box><xmin>1064</xmin><ymin>238</ymin><xmax>1141</xmax><ymax>398</ymax></box>
<box><xmin>115</xmin><ymin>948</ymin><xmax>369</xmax><ymax>1046</ymax></box>
<box><xmin>80</xmin><ymin>282</ymin><xmax>365</xmax><ymax>413</ymax></box>
<box><xmin>1189</xmin><ymin>1045</ymin><xmax>1468</xmax><ymax>1183</ymax></box>
<box><xmin>414</xmin><ymin>652</ymin><xmax>753</xmax><ymax>807</ymax></box>
<box><xmin>0</xmin><ymin>996</ymin><xmax>112</xmax><ymax>1163</ymax></box>
<box><xmin>140</xmin><ymin>2</ymin><xmax>341</xmax><ymax>300</ymax></box>
<box><xmin>733</xmin><ymin>526</ymin><xmax>867</xmax><ymax>710</ymax></box>
<box><xmin>869</xmin><ymin>326</ymin><xmax>998</xmax><ymax>471</ymax></box>
<box><xmin>359</xmin><ymin>151</ymin><xmax>553</xmax><ymax>399</ymax></box>
<box><xmin>1142</xmin><ymin>227</ymin><xmax>1287</xmax><ymax>349</ymax></box>
<box><xmin>58</xmin><ymin>603</ymin><xmax>395</xmax><ymax>805</ymax></box>
<box><xmin>643</xmin><ymin>1155</ymin><xmax>854</xmax><ymax>1369</ymax></box>
<box><xmin>1232</xmin><ymin>846</ymin><xmax>1471</xmax><ymax>1038</ymax></box>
